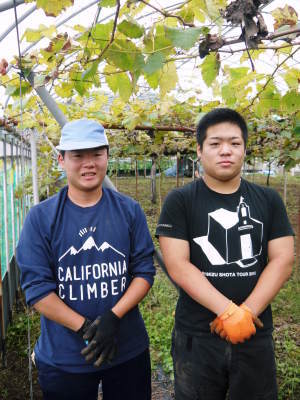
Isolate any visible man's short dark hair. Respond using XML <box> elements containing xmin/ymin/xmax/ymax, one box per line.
<box><xmin>196</xmin><ymin>108</ymin><xmax>248</xmax><ymax>149</ymax></box>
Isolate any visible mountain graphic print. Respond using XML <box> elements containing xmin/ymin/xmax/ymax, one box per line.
<box><xmin>58</xmin><ymin>236</ymin><xmax>126</xmax><ymax>261</ymax></box>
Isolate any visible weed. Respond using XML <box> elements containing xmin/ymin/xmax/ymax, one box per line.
<box><xmin>140</xmin><ymin>269</ymin><xmax>177</xmax><ymax>375</ymax></box>
<box><xmin>6</xmin><ymin>308</ymin><xmax>40</xmax><ymax>355</ymax></box>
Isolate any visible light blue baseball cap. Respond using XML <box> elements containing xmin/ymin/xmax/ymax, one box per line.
<box><xmin>56</xmin><ymin>118</ymin><xmax>109</xmax><ymax>151</ymax></box>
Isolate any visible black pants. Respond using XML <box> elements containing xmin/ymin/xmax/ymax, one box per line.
<box><xmin>37</xmin><ymin>349</ymin><xmax>151</xmax><ymax>400</ymax></box>
<box><xmin>172</xmin><ymin>329</ymin><xmax>278</xmax><ymax>400</ymax></box>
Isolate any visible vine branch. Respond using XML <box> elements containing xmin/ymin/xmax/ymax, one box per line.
<box><xmin>218</xmin><ymin>42</ymin><xmax>299</xmax><ymax>53</ymax></box>
<box><xmin>140</xmin><ymin>0</ymin><xmax>195</xmax><ymax>27</ymax></box>
<box><xmin>243</xmin><ymin>46</ymin><xmax>300</xmax><ymax>112</ymax></box>
<box><xmin>96</xmin><ymin>0</ymin><xmax>121</xmax><ymax>61</ymax></box>
<box><xmin>221</xmin><ymin>27</ymin><xmax>300</xmax><ymax>49</ymax></box>
<box><xmin>102</xmin><ymin>123</ymin><xmax>195</xmax><ymax>134</ymax></box>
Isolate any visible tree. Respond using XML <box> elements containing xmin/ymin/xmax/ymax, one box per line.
<box><xmin>0</xmin><ymin>0</ymin><xmax>298</xmax><ymax>191</ymax></box>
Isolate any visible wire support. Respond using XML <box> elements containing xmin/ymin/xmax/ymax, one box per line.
<box><xmin>27</xmin><ymin>307</ymin><xmax>33</xmax><ymax>400</ymax></box>
<box><xmin>12</xmin><ymin>1</ymin><xmax>33</xmax><ymax>399</ymax></box>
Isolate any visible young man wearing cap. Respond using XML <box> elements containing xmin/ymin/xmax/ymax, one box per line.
<box><xmin>17</xmin><ymin>118</ymin><xmax>155</xmax><ymax>400</ymax></box>
<box><xmin>156</xmin><ymin>108</ymin><xmax>294</xmax><ymax>399</ymax></box>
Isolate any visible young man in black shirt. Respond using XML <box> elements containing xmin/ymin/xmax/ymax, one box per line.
<box><xmin>156</xmin><ymin>108</ymin><xmax>294</xmax><ymax>400</ymax></box>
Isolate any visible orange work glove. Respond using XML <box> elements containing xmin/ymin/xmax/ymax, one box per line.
<box><xmin>240</xmin><ymin>303</ymin><xmax>264</xmax><ymax>329</ymax></box>
<box><xmin>210</xmin><ymin>301</ymin><xmax>256</xmax><ymax>344</ymax></box>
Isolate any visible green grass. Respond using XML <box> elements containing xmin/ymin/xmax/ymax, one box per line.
<box><xmin>140</xmin><ymin>269</ymin><xmax>178</xmax><ymax>375</ymax></box>
<box><xmin>272</xmin><ymin>273</ymin><xmax>300</xmax><ymax>399</ymax></box>
<box><xmin>6</xmin><ymin>307</ymin><xmax>40</xmax><ymax>357</ymax></box>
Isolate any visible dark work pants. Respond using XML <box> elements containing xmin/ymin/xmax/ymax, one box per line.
<box><xmin>37</xmin><ymin>349</ymin><xmax>151</xmax><ymax>400</ymax></box>
<box><xmin>172</xmin><ymin>329</ymin><xmax>278</xmax><ymax>400</ymax></box>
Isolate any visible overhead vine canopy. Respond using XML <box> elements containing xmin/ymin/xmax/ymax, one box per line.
<box><xmin>0</xmin><ymin>0</ymin><xmax>299</xmax><ymax>167</ymax></box>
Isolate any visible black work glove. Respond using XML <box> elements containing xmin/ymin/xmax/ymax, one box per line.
<box><xmin>76</xmin><ymin>318</ymin><xmax>93</xmax><ymax>338</ymax></box>
<box><xmin>80</xmin><ymin>310</ymin><xmax>121</xmax><ymax>367</ymax></box>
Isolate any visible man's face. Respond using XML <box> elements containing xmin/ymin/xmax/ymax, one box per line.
<box><xmin>197</xmin><ymin>122</ymin><xmax>245</xmax><ymax>182</ymax></box>
<box><xmin>58</xmin><ymin>147</ymin><xmax>108</xmax><ymax>193</ymax></box>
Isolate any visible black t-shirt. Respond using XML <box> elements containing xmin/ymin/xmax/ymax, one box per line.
<box><xmin>156</xmin><ymin>178</ymin><xmax>294</xmax><ymax>336</ymax></box>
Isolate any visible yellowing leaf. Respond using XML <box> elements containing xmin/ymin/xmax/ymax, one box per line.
<box><xmin>22</xmin><ymin>28</ymin><xmax>42</xmax><ymax>42</ymax></box>
<box><xmin>144</xmin><ymin>25</ymin><xmax>173</xmax><ymax>57</ymax></box>
<box><xmin>240</xmin><ymin>49</ymin><xmax>263</xmax><ymax>63</ymax></box>
<box><xmin>191</xmin><ymin>0</ymin><xmax>207</xmax><ymax>22</ymax></box>
<box><xmin>254</xmin><ymin>84</ymin><xmax>281</xmax><ymax>116</ymax></box>
<box><xmin>271</xmin><ymin>5</ymin><xmax>298</xmax><ymax>30</ymax></box>
<box><xmin>100</xmin><ymin>0</ymin><xmax>116</xmax><ymax>7</ymax></box>
<box><xmin>105</xmin><ymin>65</ymin><xmax>132</xmax><ymax>102</ymax></box>
<box><xmin>202</xmin><ymin>100</ymin><xmax>220</xmax><ymax>112</ymax></box>
<box><xmin>117</xmin><ymin>19</ymin><xmax>144</xmax><ymax>39</ymax></box>
<box><xmin>229</xmin><ymin>67</ymin><xmax>249</xmax><ymax>81</ymax></box>
<box><xmin>159</xmin><ymin>62</ymin><xmax>178</xmax><ymax>97</ymax></box>
<box><xmin>91</xmin><ymin>22</ymin><xmax>114</xmax><ymax>50</ymax></box>
<box><xmin>54</xmin><ymin>82</ymin><xmax>74</xmax><ymax>98</ymax></box>
<box><xmin>73</xmin><ymin>25</ymin><xmax>86</xmax><ymax>33</ymax></box>
<box><xmin>221</xmin><ymin>84</ymin><xmax>236</xmax><ymax>107</ymax></box>
<box><xmin>87</xmin><ymin>93</ymin><xmax>108</xmax><ymax>112</ymax></box>
<box><xmin>177</xmin><ymin>4</ymin><xmax>195</xmax><ymax>24</ymax></box>
<box><xmin>35</xmin><ymin>0</ymin><xmax>74</xmax><ymax>17</ymax></box>
<box><xmin>164</xmin><ymin>17</ymin><xmax>178</xmax><ymax>28</ymax></box>
<box><xmin>281</xmin><ymin>91</ymin><xmax>300</xmax><ymax>113</ymax></box>
<box><xmin>145</xmin><ymin>70</ymin><xmax>160</xmax><ymax>89</ymax></box>
<box><xmin>205</xmin><ymin>0</ymin><xmax>226</xmax><ymax>21</ymax></box>
<box><xmin>41</xmin><ymin>25</ymin><xmax>57</xmax><ymax>39</ymax></box>
<box><xmin>281</xmin><ymin>68</ymin><xmax>300</xmax><ymax>90</ymax></box>
<box><xmin>200</xmin><ymin>53</ymin><xmax>220</xmax><ymax>87</ymax></box>
<box><xmin>119</xmin><ymin>1</ymin><xmax>146</xmax><ymax>18</ymax></box>
<box><xmin>123</xmin><ymin>114</ymin><xmax>141</xmax><ymax>131</ymax></box>
<box><xmin>21</xmin><ymin>24</ymin><xmax>56</xmax><ymax>42</ymax></box>
<box><xmin>5</xmin><ymin>81</ymin><xmax>31</xmax><ymax>97</ymax></box>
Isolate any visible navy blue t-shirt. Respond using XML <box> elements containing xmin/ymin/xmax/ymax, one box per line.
<box><xmin>156</xmin><ymin>178</ymin><xmax>294</xmax><ymax>336</ymax></box>
<box><xmin>17</xmin><ymin>186</ymin><xmax>155</xmax><ymax>372</ymax></box>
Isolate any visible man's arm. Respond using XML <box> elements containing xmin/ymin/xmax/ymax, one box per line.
<box><xmin>159</xmin><ymin>236</ymin><xmax>230</xmax><ymax>315</ymax></box>
<box><xmin>243</xmin><ymin>236</ymin><xmax>294</xmax><ymax>316</ymax></box>
<box><xmin>112</xmin><ymin>277</ymin><xmax>151</xmax><ymax>318</ymax></box>
<box><xmin>33</xmin><ymin>276</ymin><xmax>151</xmax><ymax>330</ymax></box>
<box><xmin>33</xmin><ymin>292</ymin><xmax>85</xmax><ymax>331</ymax></box>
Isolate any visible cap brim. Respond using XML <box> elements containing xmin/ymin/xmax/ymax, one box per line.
<box><xmin>56</xmin><ymin>141</ymin><xmax>108</xmax><ymax>151</ymax></box>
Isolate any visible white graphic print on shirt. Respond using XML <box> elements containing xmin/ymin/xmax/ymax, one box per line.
<box><xmin>57</xmin><ymin>227</ymin><xmax>128</xmax><ymax>302</ymax></box>
<box><xmin>59</xmin><ymin>236</ymin><xmax>126</xmax><ymax>261</ymax></box>
<box><xmin>193</xmin><ymin>197</ymin><xmax>263</xmax><ymax>268</ymax></box>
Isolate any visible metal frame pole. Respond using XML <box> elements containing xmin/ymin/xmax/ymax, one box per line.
<box><xmin>0</xmin><ymin>0</ymin><xmax>24</xmax><ymax>12</ymax></box>
<box><xmin>10</xmin><ymin>140</ymin><xmax>16</xmax><ymax>252</ymax></box>
<box><xmin>4</xmin><ymin>0</ymin><xmax>100</xmax><ymax>80</ymax></box>
<box><xmin>3</xmin><ymin>134</ymin><xmax>10</xmax><ymax>275</ymax></box>
<box><xmin>20</xmin><ymin>139</ymin><xmax>25</xmax><ymax>225</ymax></box>
<box><xmin>15</xmin><ymin>140</ymin><xmax>20</xmax><ymax>240</ymax></box>
<box><xmin>2</xmin><ymin>133</ymin><xmax>12</xmax><ymax>316</ymax></box>
<box><xmin>0</xmin><ymin>5</ymin><xmax>36</xmax><ymax>42</ymax></box>
<box><xmin>30</xmin><ymin>130</ymin><xmax>39</xmax><ymax>205</ymax></box>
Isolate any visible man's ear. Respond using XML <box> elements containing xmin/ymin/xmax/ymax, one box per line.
<box><xmin>58</xmin><ymin>153</ymin><xmax>64</xmax><ymax>168</ymax></box>
<box><xmin>196</xmin><ymin>144</ymin><xmax>202</xmax><ymax>160</ymax></box>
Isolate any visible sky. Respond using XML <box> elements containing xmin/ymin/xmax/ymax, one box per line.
<box><xmin>0</xmin><ymin>0</ymin><xmax>299</xmax><ymax>108</ymax></box>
